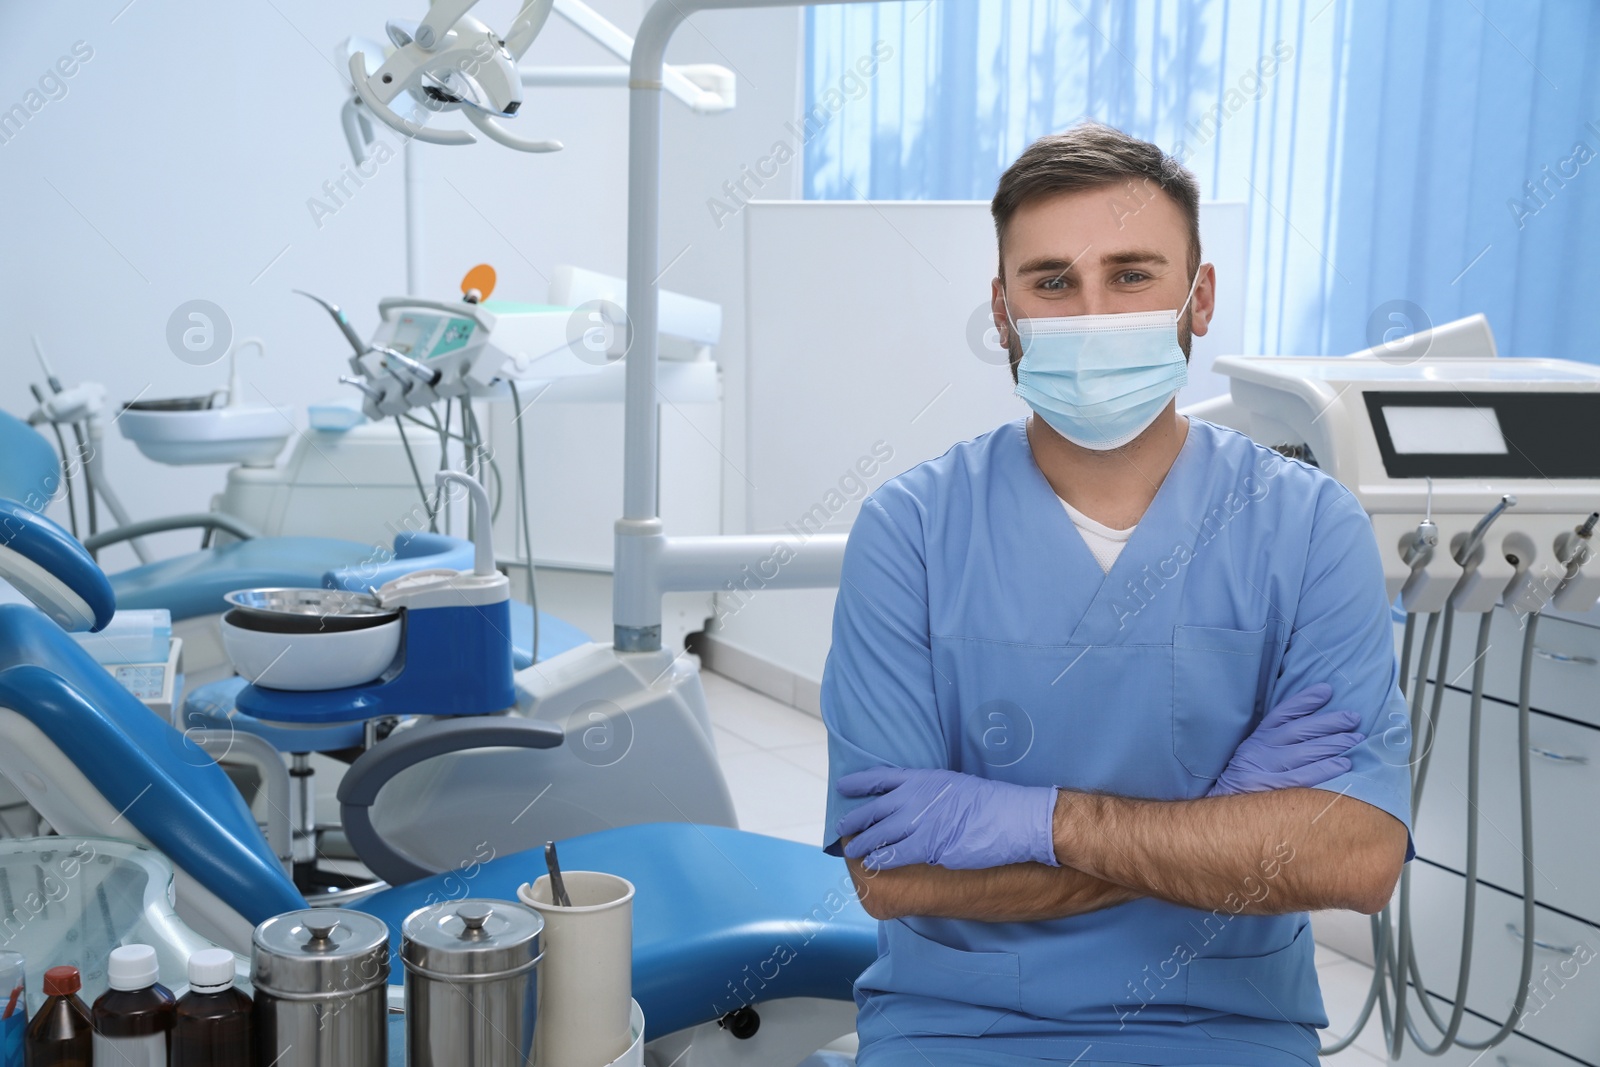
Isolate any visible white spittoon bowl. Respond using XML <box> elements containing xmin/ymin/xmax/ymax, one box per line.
<box><xmin>220</xmin><ymin>614</ymin><xmax>401</xmax><ymax>691</ymax></box>
<box><xmin>117</xmin><ymin>405</ymin><xmax>289</xmax><ymax>466</ymax></box>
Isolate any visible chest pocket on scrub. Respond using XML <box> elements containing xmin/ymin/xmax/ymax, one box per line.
<box><xmin>1171</xmin><ymin>623</ymin><xmax>1275</xmax><ymax>780</ymax></box>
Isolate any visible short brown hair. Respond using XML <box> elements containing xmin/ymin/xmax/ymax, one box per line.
<box><xmin>991</xmin><ymin>121</ymin><xmax>1202</xmax><ymax>281</ymax></box>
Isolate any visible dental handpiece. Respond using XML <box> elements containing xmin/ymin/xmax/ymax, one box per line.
<box><xmin>1455</xmin><ymin>494</ymin><xmax>1517</xmax><ymax>566</ymax></box>
<box><xmin>371</xmin><ymin>344</ymin><xmax>443</xmax><ymax>387</ymax></box>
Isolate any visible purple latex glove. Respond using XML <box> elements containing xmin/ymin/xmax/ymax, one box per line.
<box><xmin>835</xmin><ymin>767</ymin><xmax>1059</xmax><ymax>871</ymax></box>
<box><xmin>1207</xmin><ymin>682</ymin><xmax>1364</xmax><ymax>797</ymax></box>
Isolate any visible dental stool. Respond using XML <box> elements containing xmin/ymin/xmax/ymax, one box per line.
<box><xmin>0</xmin><ymin>498</ymin><xmax>876</xmax><ymax>1059</ymax></box>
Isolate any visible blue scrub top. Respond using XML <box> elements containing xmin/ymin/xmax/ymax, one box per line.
<box><xmin>822</xmin><ymin>418</ymin><xmax>1413</xmax><ymax>1067</ymax></box>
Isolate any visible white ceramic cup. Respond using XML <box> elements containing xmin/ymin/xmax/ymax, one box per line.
<box><xmin>518</xmin><ymin>871</ymin><xmax>635</xmax><ymax>1067</ymax></box>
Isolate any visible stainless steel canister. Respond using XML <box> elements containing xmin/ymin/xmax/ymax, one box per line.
<box><xmin>402</xmin><ymin>899</ymin><xmax>543</xmax><ymax>1067</ymax></box>
<box><xmin>252</xmin><ymin>909</ymin><xmax>390</xmax><ymax>1067</ymax></box>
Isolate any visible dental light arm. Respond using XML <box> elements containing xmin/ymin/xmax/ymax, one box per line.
<box><xmin>413</xmin><ymin>0</ymin><xmax>483</xmax><ymax>49</ymax></box>
<box><xmin>545</xmin><ymin>0</ymin><xmax>735</xmax><ymax>113</ymax></box>
<box><xmin>505</xmin><ymin>0</ymin><xmax>557</xmax><ymax>57</ymax></box>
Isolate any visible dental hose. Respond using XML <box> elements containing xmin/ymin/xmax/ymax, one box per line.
<box><xmin>1320</xmin><ymin>610</ymin><xmax>1541</xmax><ymax>1057</ymax></box>
<box><xmin>394</xmin><ymin>415</ymin><xmax>438</xmax><ymax>532</ymax></box>
<box><xmin>1388</xmin><ymin>605</ymin><xmax>1474</xmax><ymax>1057</ymax></box>
<box><xmin>75</xmin><ymin>419</ymin><xmax>96</xmax><ymax>538</ymax></box>
<box><xmin>30</xmin><ymin>383</ymin><xmax>79</xmax><ymax>539</ymax></box>
<box><xmin>1396</xmin><ymin>612</ymin><xmax>1540</xmax><ymax>1052</ymax></box>
<box><xmin>1397</xmin><ymin>614</ymin><xmax>1417</xmax><ymax>699</ymax></box>
<box><xmin>509</xmin><ymin>381</ymin><xmax>540</xmax><ymax>662</ymax></box>
<box><xmin>1322</xmin><ymin>608</ymin><xmax>1442</xmax><ymax>1057</ymax></box>
<box><xmin>1389</xmin><ymin>604</ymin><xmax>1457</xmax><ymax>1057</ymax></box>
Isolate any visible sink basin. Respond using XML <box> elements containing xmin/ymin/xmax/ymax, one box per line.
<box><xmin>221</xmin><ymin>610</ymin><xmax>402</xmax><ymax>690</ymax></box>
<box><xmin>117</xmin><ymin>404</ymin><xmax>290</xmax><ymax>466</ymax></box>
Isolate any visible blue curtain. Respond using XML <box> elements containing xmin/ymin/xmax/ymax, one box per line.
<box><xmin>804</xmin><ymin>0</ymin><xmax>1600</xmax><ymax>361</ymax></box>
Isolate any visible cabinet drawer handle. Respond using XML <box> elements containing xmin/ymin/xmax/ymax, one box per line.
<box><xmin>1528</xmin><ymin>745</ymin><xmax>1589</xmax><ymax>766</ymax></box>
<box><xmin>1506</xmin><ymin>923</ymin><xmax>1581</xmax><ymax>956</ymax></box>
<box><xmin>1534</xmin><ymin>646</ymin><xmax>1598</xmax><ymax>666</ymax></box>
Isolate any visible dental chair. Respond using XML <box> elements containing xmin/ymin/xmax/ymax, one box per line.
<box><xmin>0</xmin><ymin>407</ymin><xmax>580</xmax><ymax>672</ymax></box>
<box><xmin>0</xmin><ymin>499</ymin><xmax>873</xmax><ymax>1063</ymax></box>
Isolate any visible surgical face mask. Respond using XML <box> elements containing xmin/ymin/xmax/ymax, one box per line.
<box><xmin>1003</xmin><ymin>268</ymin><xmax>1202</xmax><ymax>451</ymax></box>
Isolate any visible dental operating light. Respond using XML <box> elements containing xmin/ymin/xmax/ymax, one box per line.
<box><xmin>348</xmin><ymin>0</ymin><xmax>563</xmax><ymax>153</ymax></box>
<box><xmin>339</xmin><ymin>0</ymin><xmax>734</xmax><ymax>165</ymax></box>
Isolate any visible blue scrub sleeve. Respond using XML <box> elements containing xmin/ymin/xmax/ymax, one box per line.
<box><xmin>821</xmin><ymin>493</ymin><xmax>950</xmax><ymax>857</ymax></box>
<box><xmin>1270</xmin><ymin>482</ymin><xmax>1416</xmax><ymax>860</ymax></box>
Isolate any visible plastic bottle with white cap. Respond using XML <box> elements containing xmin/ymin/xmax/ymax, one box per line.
<box><xmin>172</xmin><ymin>947</ymin><xmax>252</xmax><ymax>1066</ymax></box>
<box><xmin>91</xmin><ymin>944</ymin><xmax>176</xmax><ymax>1066</ymax></box>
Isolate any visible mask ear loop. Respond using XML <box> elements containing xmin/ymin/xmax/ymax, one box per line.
<box><xmin>997</xmin><ymin>280</ymin><xmax>1020</xmax><ymax>349</ymax></box>
<box><xmin>1175</xmin><ymin>264</ymin><xmax>1206</xmax><ymax>324</ymax></box>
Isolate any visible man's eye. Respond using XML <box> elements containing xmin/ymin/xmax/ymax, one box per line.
<box><xmin>1039</xmin><ymin>276</ymin><xmax>1068</xmax><ymax>291</ymax></box>
<box><xmin>1117</xmin><ymin>271</ymin><xmax>1150</xmax><ymax>284</ymax></box>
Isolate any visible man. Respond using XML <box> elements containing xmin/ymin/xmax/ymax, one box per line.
<box><xmin>821</xmin><ymin>122</ymin><xmax>1413</xmax><ymax>1066</ymax></box>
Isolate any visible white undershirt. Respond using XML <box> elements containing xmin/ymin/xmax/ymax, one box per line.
<box><xmin>1059</xmin><ymin>497</ymin><xmax>1136</xmax><ymax>573</ymax></box>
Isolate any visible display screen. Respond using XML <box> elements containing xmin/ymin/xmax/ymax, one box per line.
<box><xmin>1364</xmin><ymin>391</ymin><xmax>1600</xmax><ymax>478</ymax></box>
<box><xmin>1380</xmin><ymin>406</ymin><xmax>1508</xmax><ymax>455</ymax></box>
<box><xmin>388</xmin><ymin>313</ymin><xmax>439</xmax><ymax>356</ymax></box>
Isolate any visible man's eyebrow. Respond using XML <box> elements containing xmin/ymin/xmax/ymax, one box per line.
<box><xmin>1015</xmin><ymin>255</ymin><xmax>1087</xmax><ymax>276</ymax></box>
<box><xmin>1014</xmin><ymin>249</ymin><xmax>1169</xmax><ymax>276</ymax></box>
<box><xmin>1101</xmin><ymin>249</ymin><xmax>1169</xmax><ymax>267</ymax></box>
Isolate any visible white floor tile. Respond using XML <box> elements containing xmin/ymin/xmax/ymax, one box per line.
<box><xmin>703</xmin><ymin>671</ymin><xmax>829</xmax><ymax>749</ymax></box>
<box><xmin>771</xmin><ymin>741</ymin><xmax>830</xmax><ymax>778</ymax></box>
<box><xmin>1318</xmin><ymin>1040</ymin><xmax>1388</xmax><ymax>1065</ymax></box>
<box><xmin>1316</xmin><ymin>940</ymin><xmax>1359</xmax><ymax>970</ymax></box>
<box><xmin>720</xmin><ymin>749</ymin><xmax>829</xmax><ymax>833</ymax></box>
<box><xmin>1316</xmin><ymin>954</ymin><xmax>1390</xmax><ymax>1062</ymax></box>
<box><xmin>713</xmin><ymin>725</ymin><xmax>758</xmax><ymax>757</ymax></box>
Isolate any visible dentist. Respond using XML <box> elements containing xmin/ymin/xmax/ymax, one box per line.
<box><xmin>823</xmin><ymin>122</ymin><xmax>1412</xmax><ymax>1066</ymax></box>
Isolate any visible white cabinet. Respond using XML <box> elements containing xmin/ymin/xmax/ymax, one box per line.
<box><xmin>1406</xmin><ymin>605</ymin><xmax>1600</xmax><ymax>1067</ymax></box>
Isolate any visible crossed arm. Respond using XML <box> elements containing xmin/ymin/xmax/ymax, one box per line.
<box><xmin>846</xmin><ymin>787</ymin><xmax>1408</xmax><ymax>923</ymax></box>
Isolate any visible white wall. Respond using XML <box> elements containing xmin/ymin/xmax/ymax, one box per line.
<box><xmin>0</xmin><ymin>0</ymin><xmax>803</xmax><ymax>574</ymax></box>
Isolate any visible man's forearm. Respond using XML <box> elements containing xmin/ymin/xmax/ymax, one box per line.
<box><xmin>1051</xmin><ymin>787</ymin><xmax>1407</xmax><ymax>915</ymax></box>
<box><xmin>845</xmin><ymin>848</ymin><xmax>1139</xmax><ymax>922</ymax></box>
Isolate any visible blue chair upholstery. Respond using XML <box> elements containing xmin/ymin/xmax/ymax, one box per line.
<box><xmin>322</xmin><ymin>531</ymin><xmax>473</xmax><ymax>592</ymax></box>
<box><xmin>110</xmin><ymin>536</ymin><xmax>376</xmax><ymax>619</ymax></box>
<box><xmin>0</xmin><ymin>410</ymin><xmax>63</xmax><ymax>509</ymax></box>
<box><xmin>0</xmin><ymin>605</ymin><xmax>306</xmax><ymax>926</ymax></box>
<box><xmin>354</xmin><ymin>822</ymin><xmax>878</xmax><ymax>1040</ymax></box>
<box><xmin>2</xmin><ymin>407</ymin><xmax>483</xmax><ymax>622</ymax></box>
<box><xmin>111</xmin><ymin>531</ymin><xmax>478</xmax><ymax>622</ymax></box>
<box><xmin>509</xmin><ymin>601</ymin><xmax>592</xmax><ymax>666</ymax></box>
<box><xmin>0</xmin><ymin>600</ymin><xmax>874</xmax><ymax>1041</ymax></box>
<box><xmin>0</xmin><ymin>499</ymin><xmax>115</xmax><ymax>632</ymax></box>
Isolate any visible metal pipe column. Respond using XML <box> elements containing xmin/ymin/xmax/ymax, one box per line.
<box><xmin>616</xmin><ymin>0</ymin><xmax>870</xmax><ymax>650</ymax></box>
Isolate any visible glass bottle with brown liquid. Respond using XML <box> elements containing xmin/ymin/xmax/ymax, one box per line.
<box><xmin>24</xmin><ymin>966</ymin><xmax>92</xmax><ymax>1067</ymax></box>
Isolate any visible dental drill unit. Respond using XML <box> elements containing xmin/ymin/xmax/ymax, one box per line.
<box><xmin>1208</xmin><ymin>314</ymin><xmax>1600</xmax><ymax>1061</ymax></box>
